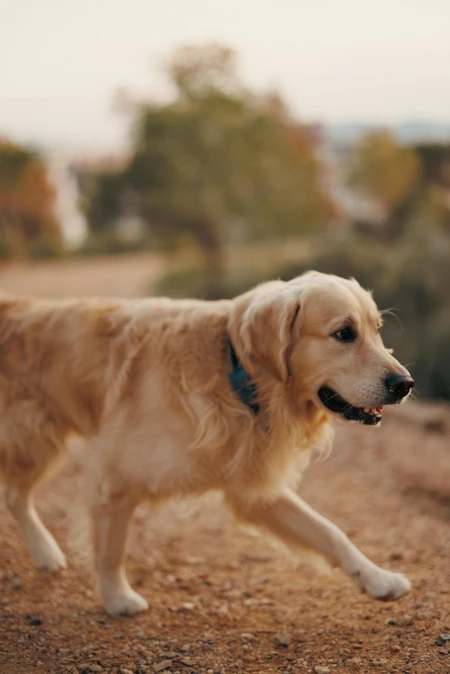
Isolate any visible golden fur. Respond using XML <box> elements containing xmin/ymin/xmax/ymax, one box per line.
<box><xmin>0</xmin><ymin>271</ymin><xmax>413</xmax><ymax>615</ymax></box>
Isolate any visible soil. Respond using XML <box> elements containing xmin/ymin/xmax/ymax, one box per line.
<box><xmin>1</xmin><ymin>404</ymin><xmax>449</xmax><ymax>674</ymax></box>
<box><xmin>0</xmin><ymin>259</ymin><xmax>449</xmax><ymax>674</ymax></box>
<box><xmin>0</xmin><ymin>254</ymin><xmax>165</xmax><ymax>300</ymax></box>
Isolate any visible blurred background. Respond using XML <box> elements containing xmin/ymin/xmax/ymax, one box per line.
<box><xmin>1</xmin><ymin>0</ymin><xmax>450</xmax><ymax>399</ymax></box>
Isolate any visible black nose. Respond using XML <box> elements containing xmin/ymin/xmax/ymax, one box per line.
<box><xmin>385</xmin><ymin>374</ymin><xmax>415</xmax><ymax>401</ymax></box>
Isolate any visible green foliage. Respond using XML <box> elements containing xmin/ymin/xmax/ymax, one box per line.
<box><xmin>85</xmin><ymin>43</ymin><xmax>331</xmax><ymax>290</ymax></box>
<box><xmin>85</xmin><ymin>172</ymin><xmax>125</xmax><ymax>232</ymax></box>
<box><xmin>349</xmin><ymin>131</ymin><xmax>420</xmax><ymax>210</ymax></box>
<box><xmin>153</xmin><ymin>265</ymin><xmax>221</xmax><ymax>300</ymax></box>
<box><xmin>415</xmin><ymin>143</ymin><xmax>450</xmax><ymax>188</ymax></box>
<box><xmin>0</xmin><ymin>144</ymin><xmax>37</xmax><ymax>186</ymax></box>
<box><xmin>152</xmin><ymin>262</ymin><xmax>270</xmax><ymax>301</ymax></box>
<box><xmin>348</xmin><ymin>131</ymin><xmax>420</xmax><ymax>240</ymax></box>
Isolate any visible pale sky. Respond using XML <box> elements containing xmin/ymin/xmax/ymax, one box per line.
<box><xmin>1</xmin><ymin>0</ymin><xmax>449</xmax><ymax>154</ymax></box>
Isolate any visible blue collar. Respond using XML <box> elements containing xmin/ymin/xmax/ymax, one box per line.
<box><xmin>228</xmin><ymin>340</ymin><xmax>260</xmax><ymax>415</ymax></box>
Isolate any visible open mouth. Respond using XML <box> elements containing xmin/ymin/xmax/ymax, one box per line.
<box><xmin>318</xmin><ymin>386</ymin><xmax>384</xmax><ymax>426</ymax></box>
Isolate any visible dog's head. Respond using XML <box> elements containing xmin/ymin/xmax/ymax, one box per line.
<box><xmin>230</xmin><ymin>271</ymin><xmax>413</xmax><ymax>425</ymax></box>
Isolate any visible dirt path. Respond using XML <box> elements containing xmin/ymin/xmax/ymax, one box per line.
<box><xmin>0</xmin><ymin>254</ymin><xmax>165</xmax><ymax>299</ymax></box>
<box><xmin>0</xmin><ymin>260</ymin><xmax>449</xmax><ymax>674</ymax></box>
<box><xmin>0</xmin><ymin>407</ymin><xmax>449</xmax><ymax>674</ymax></box>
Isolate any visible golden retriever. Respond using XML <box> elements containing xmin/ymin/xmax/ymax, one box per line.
<box><xmin>0</xmin><ymin>271</ymin><xmax>414</xmax><ymax>615</ymax></box>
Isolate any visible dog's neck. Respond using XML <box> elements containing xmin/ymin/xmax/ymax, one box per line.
<box><xmin>228</xmin><ymin>339</ymin><xmax>260</xmax><ymax>415</ymax></box>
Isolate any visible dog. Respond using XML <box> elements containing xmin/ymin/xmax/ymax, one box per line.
<box><xmin>0</xmin><ymin>271</ymin><xmax>414</xmax><ymax>615</ymax></box>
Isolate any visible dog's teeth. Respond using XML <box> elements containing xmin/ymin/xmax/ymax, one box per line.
<box><xmin>363</xmin><ymin>406</ymin><xmax>383</xmax><ymax>416</ymax></box>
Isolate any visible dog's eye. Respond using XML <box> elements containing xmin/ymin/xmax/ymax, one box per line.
<box><xmin>333</xmin><ymin>326</ymin><xmax>356</xmax><ymax>343</ymax></box>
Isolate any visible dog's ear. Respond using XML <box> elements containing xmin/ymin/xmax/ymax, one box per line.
<box><xmin>236</xmin><ymin>285</ymin><xmax>301</xmax><ymax>383</ymax></box>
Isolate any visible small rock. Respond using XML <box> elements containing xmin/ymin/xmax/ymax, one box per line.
<box><xmin>346</xmin><ymin>657</ymin><xmax>361</xmax><ymax>665</ymax></box>
<box><xmin>314</xmin><ymin>667</ymin><xmax>330</xmax><ymax>674</ymax></box>
<box><xmin>185</xmin><ymin>556</ymin><xmax>204</xmax><ymax>565</ymax></box>
<box><xmin>121</xmin><ymin>669</ymin><xmax>134</xmax><ymax>674</ymax></box>
<box><xmin>254</xmin><ymin>576</ymin><xmax>268</xmax><ymax>585</ymax></box>
<box><xmin>275</xmin><ymin>633</ymin><xmax>291</xmax><ymax>647</ymax></box>
<box><xmin>12</xmin><ymin>578</ymin><xmax>22</xmax><ymax>591</ymax></box>
<box><xmin>180</xmin><ymin>602</ymin><xmax>195</xmax><ymax>611</ymax></box>
<box><xmin>161</xmin><ymin>652</ymin><xmax>179</xmax><ymax>660</ymax></box>
<box><xmin>181</xmin><ymin>657</ymin><xmax>194</xmax><ymax>666</ymax></box>
<box><xmin>436</xmin><ymin>634</ymin><xmax>450</xmax><ymax>646</ymax></box>
<box><xmin>397</xmin><ymin>614</ymin><xmax>413</xmax><ymax>626</ymax></box>
<box><xmin>29</xmin><ymin>618</ymin><xmax>43</xmax><ymax>626</ymax></box>
<box><xmin>89</xmin><ymin>667</ymin><xmax>102</xmax><ymax>673</ymax></box>
<box><xmin>154</xmin><ymin>661</ymin><xmax>172</xmax><ymax>672</ymax></box>
<box><xmin>216</xmin><ymin>604</ymin><xmax>228</xmax><ymax>615</ymax></box>
<box><xmin>391</xmin><ymin>645</ymin><xmax>401</xmax><ymax>652</ymax></box>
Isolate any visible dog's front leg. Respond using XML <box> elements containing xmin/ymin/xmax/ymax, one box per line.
<box><xmin>229</xmin><ymin>487</ymin><xmax>410</xmax><ymax>600</ymax></box>
<box><xmin>91</xmin><ymin>490</ymin><xmax>149</xmax><ymax>616</ymax></box>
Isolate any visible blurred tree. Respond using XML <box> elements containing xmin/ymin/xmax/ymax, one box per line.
<box><xmin>0</xmin><ymin>139</ymin><xmax>61</xmax><ymax>258</ymax></box>
<box><xmin>414</xmin><ymin>143</ymin><xmax>450</xmax><ymax>188</ymax></box>
<box><xmin>85</xmin><ymin>171</ymin><xmax>126</xmax><ymax>232</ymax></box>
<box><xmin>348</xmin><ymin>131</ymin><xmax>420</xmax><ymax>241</ymax></box>
<box><xmin>86</xmin><ymin>44</ymin><xmax>332</xmax><ymax>296</ymax></box>
<box><xmin>408</xmin><ymin>143</ymin><xmax>450</xmax><ymax>237</ymax></box>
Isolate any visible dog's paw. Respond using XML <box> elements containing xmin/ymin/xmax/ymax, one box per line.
<box><xmin>32</xmin><ymin>539</ymin><xmax>67</xmax><ymax>572</ymax></box>
<box><xmin>356</xmin><ymin>567</ymin><xmax>411</xmax><ymax>601</ymax></box>
<box><xmin>104</xmin><ymin>589</ymin><xmax>149</xmax><ymax>616</ymax></box>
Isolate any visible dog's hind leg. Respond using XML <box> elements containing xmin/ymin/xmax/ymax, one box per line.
<box><xmin>0</xmin><ymin>395</ymin><xmax>70</xmax><ymax>572</ymax></box>
<box><xmin>91</xmin><ymin>487</ymin><xmax>148</xmax><ymax>616</ymax></box>
<box><xmin>5</xmin><ymin>484</ymin><xmax>67</xmax><ymax>572</ymax></box>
